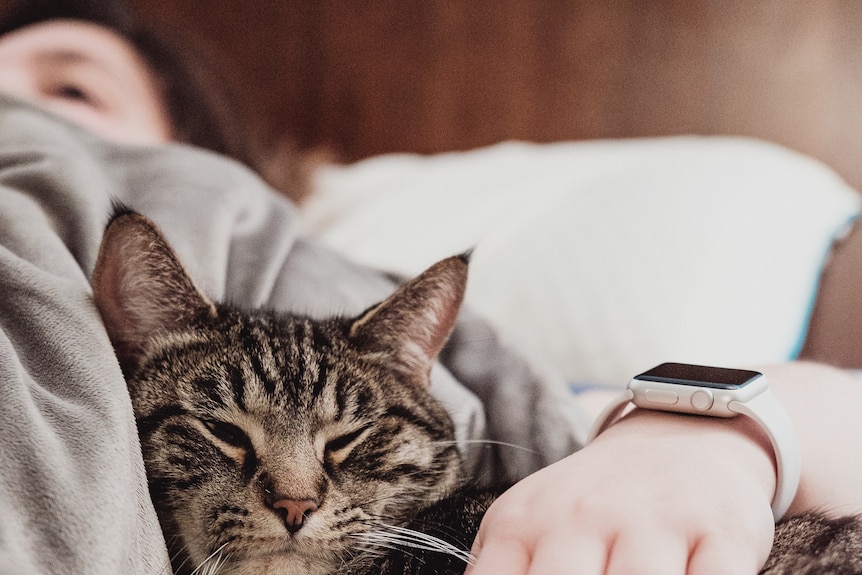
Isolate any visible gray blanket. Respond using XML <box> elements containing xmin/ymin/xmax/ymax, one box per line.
<box><xmin>0</xmin><ymin>95</ymin><xmax>587</xmax><ymax>574</ymax></box>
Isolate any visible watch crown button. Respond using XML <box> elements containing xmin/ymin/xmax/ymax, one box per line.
<box><xmin>690</xmin><ymin>389</ymin><xmax>714</xmax><ymax>412</ymax></box>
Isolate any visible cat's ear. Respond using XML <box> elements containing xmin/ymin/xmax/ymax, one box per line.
<box><xmin>348</xmin><ymin>254</ymin><xmax>468</xmax><ymax>387</ymax></box>
<box><xmin>92</xmin><ymin>209</ymin><xmax>216</xmax><ymax>375</ymax></box>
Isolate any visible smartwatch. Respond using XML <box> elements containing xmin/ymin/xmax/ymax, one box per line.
<box><xmin>588</xmin><ymin>362</ymin><xmax>800</xmax><ymax>520</ymax></box>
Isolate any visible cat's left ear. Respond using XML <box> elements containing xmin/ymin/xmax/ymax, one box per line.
<box><xmin>92</xmin><ymin>209</ymin><xmax>217</xmax><ymax>375</ymax></box>
<box><xmin>348</xmin><ymin>254</ymin><xmax>468</xmax><ymax>387</ymax></box>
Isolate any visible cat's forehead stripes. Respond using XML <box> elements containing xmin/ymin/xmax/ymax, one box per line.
<box><xmin>234</xmin><ymin>319</ymin><xmax>283</xmax><ymax>399</ymax></box>
<box><xmin>227</xmin><ymin>363</ymin><xmax>247</xmax><ymax>411</ymax></box>
<box><xmin>217</xmin><ymin>314</ymin><xmax>349</xmax><ymax>419</ymax></box>
<box><xmin>190</xmin><ymin>373</ymin><xmax>235</xmax><ymax>410</ymax></box>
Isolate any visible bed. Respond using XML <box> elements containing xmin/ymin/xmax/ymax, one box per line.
<box><xmin>128</xmin><ymin>0</ymin><xmax>862</xmax><ymax>384</ymax></box>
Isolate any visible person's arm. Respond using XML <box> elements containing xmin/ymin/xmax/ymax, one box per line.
<box><xmin>466</xmin><ymin>361</ymin><xmax>862</xmax><ymax>575</ymax></box>
<box><xmin>764</xmin><ymin>362</ymin><xmax>862</xmax><ymax>517</ymax></box>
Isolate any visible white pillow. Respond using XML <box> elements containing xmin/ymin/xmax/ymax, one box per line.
<box><xmin>301</xmin><ymin>137</ymin><xmax>860</xmax><ymax>386</ymax></box>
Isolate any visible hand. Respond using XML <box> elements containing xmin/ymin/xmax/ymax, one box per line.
<box><xmin>466</xmin><ymin>409</ymin><xmax>777</xmax><ymax>575</ymax></box>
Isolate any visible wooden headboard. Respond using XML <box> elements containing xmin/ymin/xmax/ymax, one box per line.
<box><xmin>131</xmin><ymin>1</ymin><xmax>862</xmax><ymax>367</ymax></box>
<box><xmin>133</xmin><ymin>1</ymin><xmax>862</xmax><ymax>188</ymax></box>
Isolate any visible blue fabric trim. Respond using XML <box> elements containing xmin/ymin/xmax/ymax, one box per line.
<box><xmin>569</xmin><ymin>381</ymin><xmax>616</xmax><ymax>395</ymax></box>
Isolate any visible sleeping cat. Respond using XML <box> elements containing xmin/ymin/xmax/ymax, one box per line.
<box><xmin>91</xmin><ymin>210</ymin><xmax>862</xmax><ymax>575</ymax></box>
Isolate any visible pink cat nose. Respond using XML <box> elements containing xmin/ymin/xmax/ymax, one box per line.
<box><xmin>272</xmin><ymin>498</ymin><xmax>318</xmax><ymax>533</ymax></box>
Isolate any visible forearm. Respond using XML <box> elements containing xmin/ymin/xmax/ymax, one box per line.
<box><xmin>760</xmin><ymin>362</ymin><xmax>862</xmax><ymax>517</ymax></box>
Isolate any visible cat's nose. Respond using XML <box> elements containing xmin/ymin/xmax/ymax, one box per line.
<box><xmin>272</xmin><ymin>498</ymin><xmax>319</xmax><ymax>533</ymax></box>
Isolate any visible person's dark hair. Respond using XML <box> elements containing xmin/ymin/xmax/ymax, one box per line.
<box><xmin>0</xmin><ymin>0</ymin><xmax>256</xmax><ymax>167</ymax></box>
<box><xmin>0</xmin><ymin>0</ymin><xmax>134</xmax><ymax>37</ymax></box>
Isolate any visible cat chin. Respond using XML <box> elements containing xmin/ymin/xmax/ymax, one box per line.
<box><xmin>210</xmin><ymin>554</ymin><xmax>338</xmax><ymax>575</ymax></box>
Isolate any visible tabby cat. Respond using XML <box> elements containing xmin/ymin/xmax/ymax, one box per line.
<box><xmin>92</xmin><ymin>210</ymin><xmax>862</xmax><ymax>575</ymax></box>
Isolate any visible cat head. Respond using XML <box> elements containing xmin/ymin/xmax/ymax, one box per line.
<box><xmin>92</xmin><ymin>210</ymin><xmax>468</xmax><ymax>575</ymax></box>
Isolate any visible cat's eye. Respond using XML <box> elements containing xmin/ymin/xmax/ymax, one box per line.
<box><xmin>325</xmin><ymin>425</ymin><xmax>371</xmax><ymax>460</ymax></box>
<box><xmin>202</xmin><ymin>419</ymin><xmax>251</xmax><ymax>450</ymax></box>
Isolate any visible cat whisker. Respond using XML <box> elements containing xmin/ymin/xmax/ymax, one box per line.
<box><xmin>406</xmin><ymin>336</ymin><xmax>501</xmax><ymax>362</ymax></box>
<box><xmin>166</xmin><ymin>534</ymin><xmax>197</xmax><ymax>575</ymax></box>
<box><xmin>150</xmin><ymin>533</ymin><xmax>183</xmax><ymax>575</ymax></box>
<box><xmin>190</xmin><ymin>542</ymin><xmax>231</xmax><ymax>575</ymax></box>
<box><xmin>351</xmin><ymin>523</ymin><xmax>475</xmax><ymax>566</ymax></box>
<box><xmin>434</xmin><ymin>438</ymin><xmax>541</xmax><ymax>456</ymax></box>
<box><xmin>165</xmin><ymin>531</ymin><xmax>226</xmax><ymax>575</ymax></box>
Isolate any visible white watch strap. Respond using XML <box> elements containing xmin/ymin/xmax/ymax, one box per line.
<box><xmin>586</xmin><ymin>389</ymin><xmax>634</xmax><ymax>443</ymax></box>
<box><xmin>729</xmin><ymin>388</ymin><xmax>801</xmax><ymax>520</ymax></box>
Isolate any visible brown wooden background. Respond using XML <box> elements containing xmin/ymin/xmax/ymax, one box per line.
<box><xmin>5</xmin><ymin>0</ymin><xmax>862</xmax><ymax>365</ymax></box>
<box><xmin>130</xmin><ymin>0</ymin><xmax>862</xmax><ymax>195</ymax></box>
<box><xmin>135</xmin><ymin>0</ymin><xmax>862</xmax><ymax>367</ymax></box>
<box><xmin>130</xmin><ymin>0</ymin><xmax>862</xmax><ymax>367</ymax></box>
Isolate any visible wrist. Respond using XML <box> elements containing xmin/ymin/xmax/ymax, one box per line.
<box><xmin>596</xmin><ymin>408</ymin><xmax>778</xmax><ymax>508</ymax></box>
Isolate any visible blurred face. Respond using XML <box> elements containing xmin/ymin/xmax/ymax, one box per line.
<box><xmin>0</xmin><ymin>19</ymin><xmax>172</xmax><ymax>145</ymax></box>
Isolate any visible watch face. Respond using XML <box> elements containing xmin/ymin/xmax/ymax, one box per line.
<box><xmin>635</xmin><ymin>362</ymin><xmax>762</xmax><ymax>390</ymax></box>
